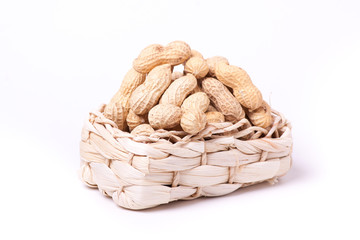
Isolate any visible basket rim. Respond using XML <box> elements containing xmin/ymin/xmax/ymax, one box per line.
<box><xmin>85</xmin><ymin>104</ymin><xmax>291</xmax><ymax>145</ymax></box>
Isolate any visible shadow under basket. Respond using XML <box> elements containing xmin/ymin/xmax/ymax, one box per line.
<box><xmin>80</xmin><ymin>104</ymin><xmax>293</xmax><ymax>210</ymax></box>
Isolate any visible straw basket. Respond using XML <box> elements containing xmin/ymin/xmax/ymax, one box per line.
<box><xmin>80</xmin><ymin>104</ymin><xmax>292</xmax><ymax>210</ymax></box>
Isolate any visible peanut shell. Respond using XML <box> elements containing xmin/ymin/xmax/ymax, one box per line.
<box><xmin>246</xmin><ymin>101</ymin><xmax>273</xmax><ymax>128</ymax></box>
<box><xmin>181</xmin><ymin>92</ymin><xmax>210</xmax><ymax>113</ymax></box>
<box><xmin>180</xmin><ymin>109</ymin><xmax>207</xmax><ymax>135</ymax></box>
<box><xmin>206</xmin><ymin>56</ymin><xmax>229</xmax><ymax>77</ymax></box>
<box><xmin>184</xmin><ymin>57</ymin><xmax>209</xmax><ymax>79</ymax></box>
<box><xmin>206</xmin><ymin>111</ymin><xmax>225</xmax><ymax>123</ymax></box>
<box><xmin>129</xmin><ymin>64</ymin><xmax>172</xmax><ymax>115</ymax></box>
<box><xmin>160</xmin><ymin>74</ymin><xmax>197</xmax><ymax>106</ymax></box>
<box><xmin>131</xmin><ymin>124</ymin><xmax>155</xmax><ymax>136</ymax></box>
<box><xmin>133</xmin><ymin>41</ymin><xmax>191</xmax><ymax>73</ymax></box>
<box><xmin>148</xmin><ymin>104</ymin><xmax>182</xmax><ymax>129</ymax></box>
<box><xmin>202</xmin><ymin>77</ymin><xmax>245</xmax><ymax>123</ymax></box>
<box><xmin>126</xmin><ymin>109</ymin><xmax>147</xmax><ymax>130</ymax></box>
<box><xmin>215</xmin><ymin>62</ymin><xmax>263</xmax><ymax>110</ymax></box>
<box><xmin>103</xmin><ymin>68</ymin><xmax>146</xmax><ymax>130</ymax></box>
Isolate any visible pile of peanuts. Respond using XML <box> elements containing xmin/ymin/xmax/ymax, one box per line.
<box><xmin>103</xmin><ymin>41</ymin><xmax>273</xmax><ymax>136</ymax></box>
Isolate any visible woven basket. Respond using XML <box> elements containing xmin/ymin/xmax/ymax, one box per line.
<box><xmin>80</xmin><ymin>104</ymin><xmax>292</xmax><ymax>210</ymax></box>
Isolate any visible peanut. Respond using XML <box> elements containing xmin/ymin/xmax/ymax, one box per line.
<box><xmin>184</xmin><ymin>57</ymin><xmax>209</xmax><ymax>79</ymax></box>
<box><xmin>129</xmin><ymin>64</ymin><xmax>172</xmax><ymax>115</ymax></box>
<box><xmin>159</xmin><ymin>74</ymin><xmax>197</xmax><ymax>106</ymax></box>
<box><xmin>215</xmin><ymin>62</ymin><xmax>263</xmax><ymax>110</ymax></box>
<box><xmin>246</xmin><ymin>101</ymin><xmax>273</xmax><ymax>128</ymax></box>
<box><xmin>182</xmin><ymin>49</ymin><xmax>203</xmax><ymax>66</ymax></box>
<box><xmin>103</xmin><ymin>68</ymin><xmax>146</xmax><ymax>130</ymax></box>
<box><xmin>181</xmin><ymin>92</ymin><xmax>210</xmax><ymax>113</ymax></box>
<box><xmin>131</xmin><ymin>124</ymin><xmax>155</xmax><ymax>136</ymax></box>
<box><xmin>180</xmin><ymin>92</ymin><xmax>210</xmax><ymax>135</ymax></box>
<box><xmin>104</xmin><ymin>41</ymin><xmax>273</xmax><ymax>134</ymax></box>
<box><xmin>206</xmin><ymin>111</ymin><xmax>225</xmax><ymax>123</ymax></box>
<box><xmin>202</xmin><ymin>77</ymin><xmax>245</xmax><ymax>122</ymax></box>
<box><xmin>133</xmin><ymin>41</ymin><xmax>191</xmax><ymax>73</ymax></box>
<box><xmin>190</xmin><ymin>49</ymin><xmax>203</xmax><ymax>59</ymax></box>
<box><xmin>171</xmin><ymin>71</ymin><xmax>184</xmax><ymax>81</ymax></box>
<box><xmin>126</xmin><ymin>109</ymin><xmax>147</xmax><ymax>130</ymax></box>
<box><xmin>148</xmin><ymin>104</ymin><xmax>182</xmax><ymax>129</ymax></box>
<box><xmin>181</xmin><ymin>109</ymin><xmax>207</xmax><ymax>135</ymax></box>
<box><xmin>206</xmin><ymin>56</ymin><xmax>229</xmax><ymax>77</ymax></box>
<box><xmin>206</xmin><ymin>104</ymin><xmax>217</xmax><ymax>112</ymax></box>
<box><xmin>191</xmin><ymin>84</ymin><xmax>203</xmax><ymax>94</ymax></box>
<box><xmin>103</xmin><ymin>103</ymin><xmax>126</xmax><ymax>130</ymax></box>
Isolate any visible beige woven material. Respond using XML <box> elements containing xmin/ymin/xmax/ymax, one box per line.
<box><xmin>80</xmin><ymin>104</ymin><xmax>293</xmax><ymax>210</ymax></box>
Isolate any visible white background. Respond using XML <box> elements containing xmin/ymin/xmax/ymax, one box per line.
<box><xmin>1</xmin><ymin>0</ymin><xmax>359</xmax><ymax>239</ymax></box>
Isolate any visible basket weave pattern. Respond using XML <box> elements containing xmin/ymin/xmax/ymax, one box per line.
<box><xmin>80</xmin><ymin>104</ymin><xmax>292</xmax><ymax>210</ymax></box>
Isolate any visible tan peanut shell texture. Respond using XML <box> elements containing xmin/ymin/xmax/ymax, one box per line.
<box><xmin>80</xmin><ymin>40</ymin><xmax>293</xmax><ymax>210</ymax></box>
